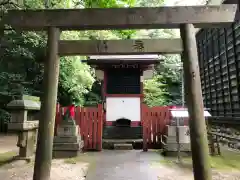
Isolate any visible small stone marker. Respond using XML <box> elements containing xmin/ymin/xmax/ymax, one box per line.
<box><xmin>53</xmin><ymin>113</ymin><xmax>84</xmax><ymax>158</ymax></box>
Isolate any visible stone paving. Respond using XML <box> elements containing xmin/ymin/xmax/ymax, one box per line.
<box><xmin>83</xmin><ymin>150</ymin><xmax>193</xmax><ymax>180</ymax></box>
<box><xmin>83</xmin><ymin>150</ymin><xmax>240</xmax><ymax>180</ymax></box>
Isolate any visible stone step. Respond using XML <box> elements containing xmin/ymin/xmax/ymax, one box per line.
<box><xmin>54</xmin><ymin>136</ymin><xmax>82</xmax><ymax>143</ymax></box>
<box><xmin>114</xmin><ymin>143</ymin><xmax>133</xmax><ymax>150</ymax></box>
<box><xmin>165</xmin><ymin>136</ymin><xmax>190</xmax><ymax>144</ymax></box>
<box><xmin>103</xmin><ymin>126</ymin><xmax>143</xmax><ymax>139</ymax></box>
<box><xmin>102</xmin><ymin>139</ymin><xmax>143</xmax><ymax>149</ymax></box>
<box><xmin>163</xmin><ymin>143</ymin><xmax>191</xmax><ymax>152</ymax></box>
<box><xmin>103</xmin><ymin>139</ymin><xmax>143</xmax><ymax>144</ymax></box>
<box><xmin>53</xmin><ymin>141</ymin><xmax>84</xmax><ymax>151</ymax></box>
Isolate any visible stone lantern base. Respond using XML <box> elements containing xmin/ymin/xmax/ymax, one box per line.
<box><xmin>162</xmin><ymin>125</ymin><xmax>191</xmax><ymax>156</ymax></box>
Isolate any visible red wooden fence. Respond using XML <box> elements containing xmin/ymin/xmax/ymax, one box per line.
<box><xmin>142</xmin><ymin>105</ymin><xmax>171</xmax><ymax>151</ymax></box>
<box><xmin>56</xmin><ymin>103</ymin><xmax>172</xmax><ymax>151</ymax></box>
<box><xmin>55</xmin><ymin>104</ymin><xmax>103</xmax><ymax>151</ymax></box>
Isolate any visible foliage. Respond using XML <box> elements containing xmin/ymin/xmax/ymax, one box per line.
<box><xmin>132</xmin><ymin>0</ymin><xmax>182</xmax><ymax>106</ymax></box>
<box><xmin>143</xmin><ymin>75</ymin><xmax>169</xmax><ymax>107</ymax></box>
<box><xmin>136</xmin><ymin>0</ymin><xmax>164</xmax><ymax>6</ymax></box>
<box><xmin>0</xmin><ymin>0</ymin><xmax>46</xmax><ymax>107</ymax></box>
<box><xmin>82</xmin><ymin>0</ymin><xmax>136</xmax><ymax>7</ymax></box>
<box><xmin>155</xmin><ymin>55</ymin><xmax>182</xmax><ymax>105</ymax></box>
<box><xmin>82</xmin><ymin>0</ymin><xmax>137</xmax><ymax>39</ymax></box>
<box><xmin>83</xmin><ymin>80</ymin><xmax>103</xmax><ymax>106</ymax></box>
<box><xmin>0</xmin><ymin>109</ymin><xmax>10</xmax><ymax>124</ymax></box>
<box><xmin>133</xmin><ymin>34</ymin><xmax>182</xmax><ymax>106</ymax></box>
<box><xmin>58</xmin><ymin>56</ymin><xmax>94</xmax><ymax>106</ymax></box>
<box><xmin>143</xmin><ymin>54</ymin><xmax>182</xmax><ymax>106</ymax></box>
<box><xmin>0</xmin><ymin>30</ymin><xmax>45</xmax><ymax>100</ymax></box>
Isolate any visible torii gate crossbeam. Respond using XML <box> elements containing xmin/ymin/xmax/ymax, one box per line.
<box><xmin>1</xmin><ymin>5</ymin><xmax>238</xmax><ymax>30</ymax></box>
<box><xmin>58</xmin><ymin>39</ymin><xmax>182</xmax><ymax>55</ymax></box>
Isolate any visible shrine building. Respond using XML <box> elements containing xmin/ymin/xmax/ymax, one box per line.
<box><xmin>83</xmin><ymin>55</ymin><xmax>160</xmax><ymax>140</ymax></box>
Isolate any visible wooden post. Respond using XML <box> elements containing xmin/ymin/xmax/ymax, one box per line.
<box><xmin>143</xmin><ymin>105</ymin><xmax>148</xmax><ymax>151</ymax></box>
<box><xmin>33</xmin><ymin>27</ymin><xmax>60</xmax><ymax>180</ymax></box>
<box><xmin>180</xmin><ymin>24</ymin><xmax>212</xmax><ymax>180</ymax></box>
<box><xmin>176</xmin><ymin>121</ymin><xmax>180</xmax><ymax>158</ymax></box>
<box><xmin>0</xmin><ymin>20</ymin><xmax>4</xmax><ymax>61</ymax></box>
<box><xmin>216</xmin><ymin>136</ymin><xmax>221</xmax><ymax>155</ymax></box>
<box><xmin>207</xmin><ymin>122</ymin><xmax>215</xmax><ymax>155</ymax></box>
<box><xmin>180</xmin><ymin>54</ymin><xmax>185</xmax><ymax>107</ymax></box>
<box><xmin>97</xmin><ymin>104</ymin><xmax>103</xmax><ymax>151</ymax></box>
<box><xmin>176</xmin><ymin>117</ymin><xmax>181</xmax><ymax>163</ymax></box>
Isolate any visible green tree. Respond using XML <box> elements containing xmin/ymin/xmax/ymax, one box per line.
<box><xmin>143</xmin><ymin>74</ymin><xmax>169</xmax><ymax>106</ymax></box>
<box><xmin>0</xmin><ymin>29</ymin><xmax>46</xmax><ymax>104</ymax></box>
<box><xmin>58</xmin><ymin>56</ymin><xmax>95</xmax><ymax>106</ymax></box>
<box><xmin>155</xmin><ymin>55</ymin><xmax>182</xmax><ymax>105</ymax></box>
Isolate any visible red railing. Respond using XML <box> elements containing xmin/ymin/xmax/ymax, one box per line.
<box><xmin>142</xmin><ymin>105</ymin><xmax>171</xmax><ymax>151</ymax></box>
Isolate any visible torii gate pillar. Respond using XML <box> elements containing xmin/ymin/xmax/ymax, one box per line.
<box><xmin>33</xmin><ymin>27</ymin><xmax>60</xmax><ymax>180</ymax></box>
<box><xmin>180</xmin><ymin>24</ymin><xmax>211</xmax><ymax>180</ymax></box>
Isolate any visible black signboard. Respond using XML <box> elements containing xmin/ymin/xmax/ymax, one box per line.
<box><xmin>106</xmin><ymin>68</ymin><xmax>141</xmax><ymax>94</ymax></box>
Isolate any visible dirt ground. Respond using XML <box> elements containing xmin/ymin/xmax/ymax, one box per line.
<box><xmin>0</xmin><ymin>134</ymin><xmax>88</xmax><ymax>180</ymax></box>
<box><xmin>1</xmin><ymin>135</ymin><xmax>240</xmax><ymax>180</ymax></box>
<box><xmin>0</xmin><ymin>159</ymin><xmax>88</xmax><ymax>180</ymax></box>
<box><xmin>0</xmin><ymin>134</ymin><xmax>18</xmax><ymax>154</ymax></box>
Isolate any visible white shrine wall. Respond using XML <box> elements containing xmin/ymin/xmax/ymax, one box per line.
<box><xmin>106</xmin><ymin>97</ymin><xmax>141</xmax><ymax>122</ymax></box>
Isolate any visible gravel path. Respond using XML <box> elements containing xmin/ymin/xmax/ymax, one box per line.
<box><xmin>0</xmin><ymin>150</ymin><xmax>240</xmax><ymax>180</ymax></box>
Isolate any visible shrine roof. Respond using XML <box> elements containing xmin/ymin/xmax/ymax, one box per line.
<box><xmin>88</xmin><ymin>55</ymin><xmax>159</xmax><ymax>60</ymax></box>
<box><xmin>82</xmin><ymin>55</ymin><xmax>161</xmax><ymax>65</ymax></box>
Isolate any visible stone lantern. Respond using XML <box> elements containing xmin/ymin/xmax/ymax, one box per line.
<box><xmin>7</xmin><ymin>95</ymin><xmax>40</xmax><ymax>160</ymax></box>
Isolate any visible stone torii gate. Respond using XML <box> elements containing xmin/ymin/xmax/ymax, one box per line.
<box><xmin>1</xmin><ymin>5</ymin><xmax>239</xmax><ymax>180</ymax></box>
